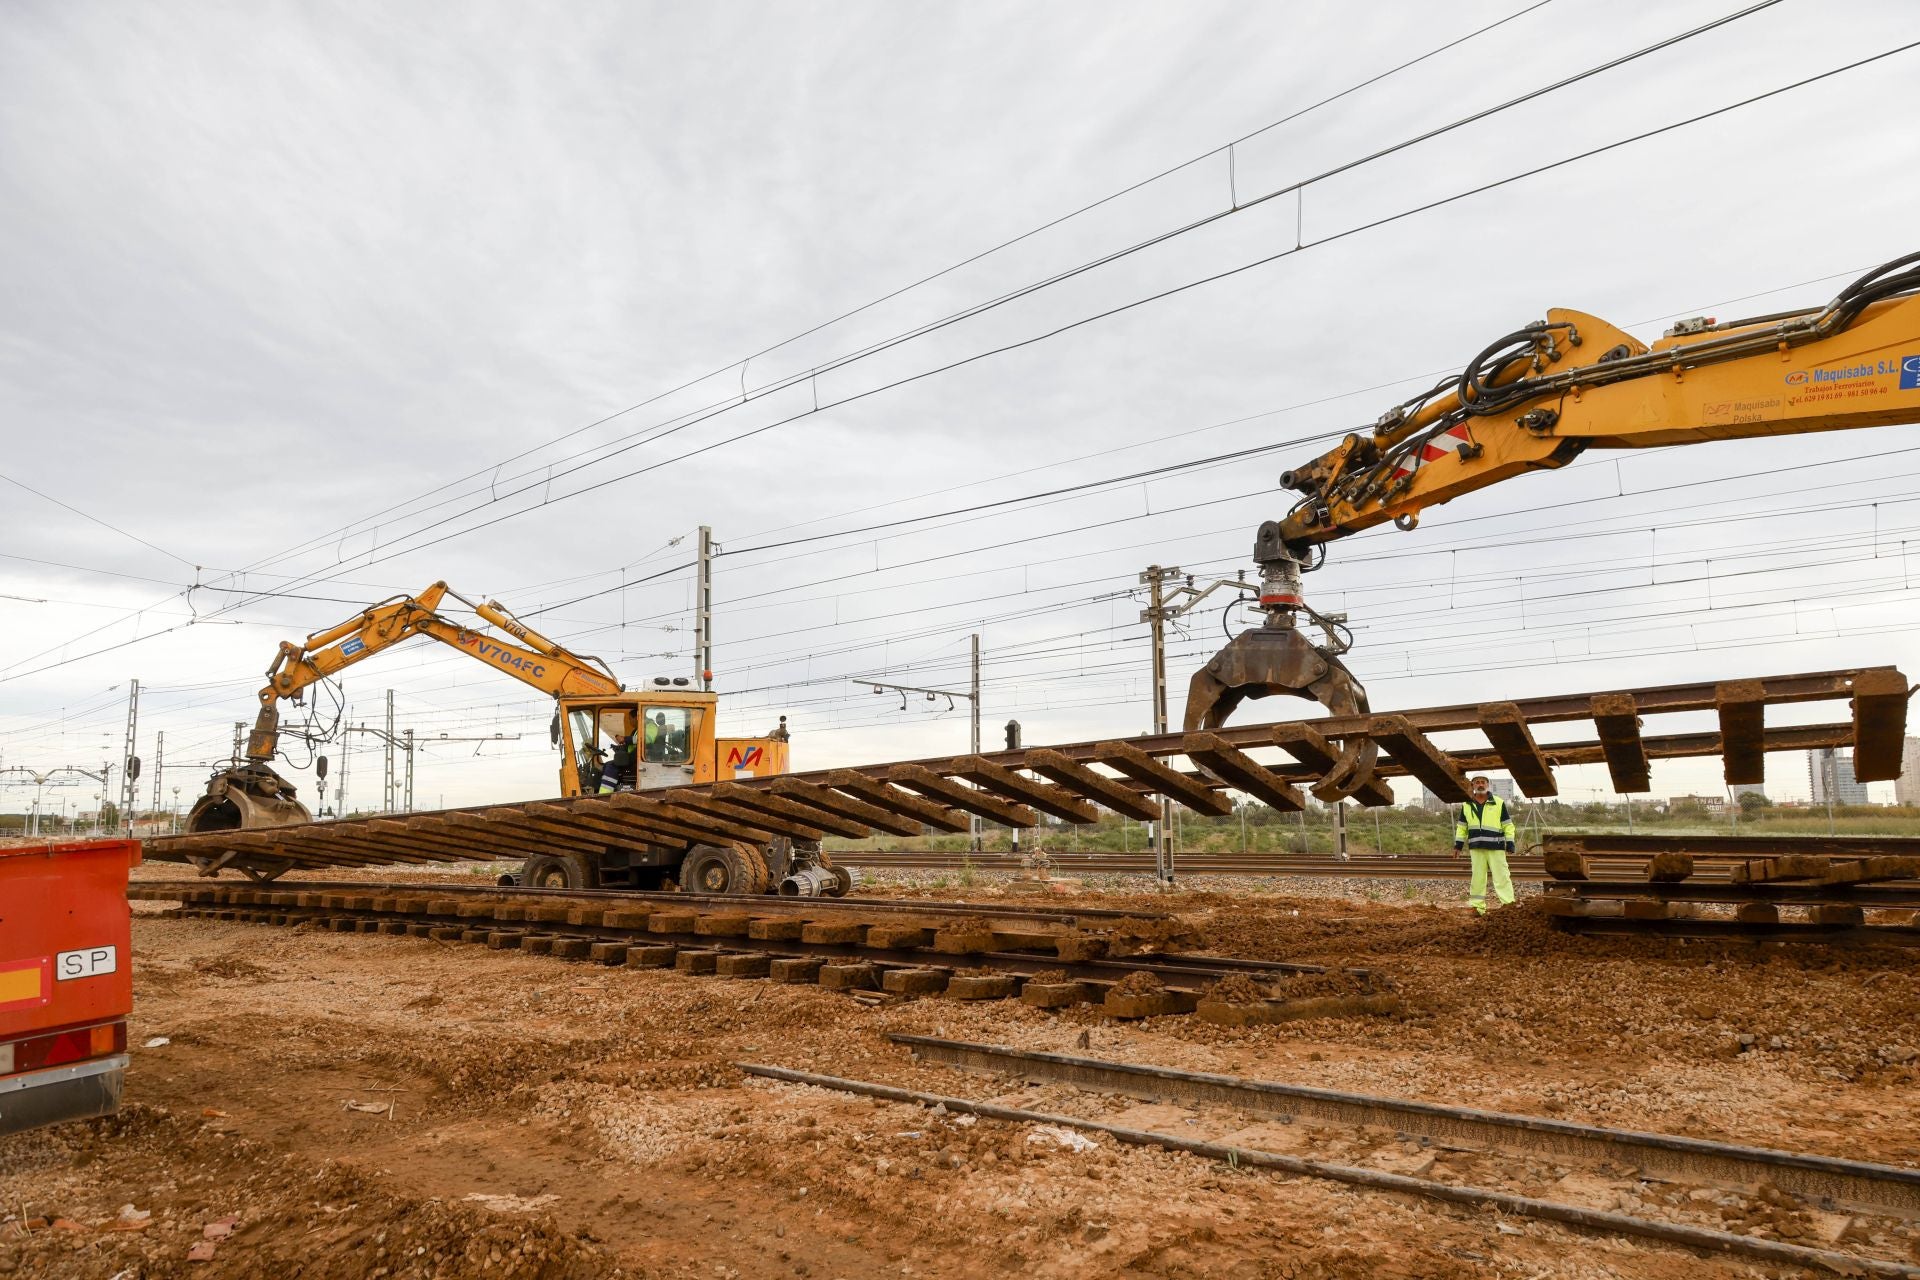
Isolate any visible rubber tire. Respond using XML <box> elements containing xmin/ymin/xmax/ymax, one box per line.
<box><xmin>737</xmin><ymin>844</ymin><xmax>772</xmax><ymax>895</ymax></box>
<box><xmin>525</xmin><ymin>854</ymin><xmax>595</xmax><ymax>890</ymax></box>
<box><xmin>682</xmin><ymin>844</ymin><xmax>767</xmax><ymax>896</ymax></box>
<box><xmin>524</xmin><ymin>856</ymin><xmax>569</xmax><ymax>890</ymax></box>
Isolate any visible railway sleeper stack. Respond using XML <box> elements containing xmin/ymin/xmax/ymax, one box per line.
<box><xmin>140</xmin><ymin>666</ymin><xmax>1907</xmax><ymax>882</ymax></box>
<box><xmin>1540</xmin><ymin>833</ymin><xmax>1920</xmax><ymax>945</ymax></box>
<box><xmin>132</xmin><ymin>884</ymin><xmax>1397</xmax><ymax>1024</ymax></box>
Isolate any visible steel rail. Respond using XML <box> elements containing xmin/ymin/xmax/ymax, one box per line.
<box><xmin>146</xmin><ymin>889</ymin><xmax>1371</xmax><ymax>989</ymax></box>
<box><xmin>737</xmin><ymin>1064</ymin><xmax>1920</xmax><ymax>1280</ymax></box>
<box><xmin>887</xmin><ymin>1035</ymin><xmax>1920</xmax><ymax>1214</ymax></box>
<box><xmin>1546</xmin><ymin>833</ymin><xmax>1920</xmax><ymax>858</ymax></box>
<box><xmin>127</xmin><ymin>877</ymin><xmax>1168</xmax><ymax>924</ymax></box>
<box><xmin>1554</xmin><ymin>915</ymin><xmax>1920</xmax><ymax>947</ymax></box>
<box><xmin>1553</xmin><ymin>881</ymin><xmax>1920</xmax><ymax>906</ymax></box>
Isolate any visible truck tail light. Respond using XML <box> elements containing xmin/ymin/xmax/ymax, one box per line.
<box><xmin>2</xmin><ymin>1020</ymin><xmax>126</xmax><ymax>1076</ymax></box>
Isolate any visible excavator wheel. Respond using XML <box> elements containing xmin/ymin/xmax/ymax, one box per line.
<box><xmin>682</xmin><ymin>844</ymin><xmax>768</xmax><ymax>896</ymax></box>
<box><xmin>736</xmin><ymin>844</ymin><xmax>773</xmax><ymax>896</ymax></box>
<box><xmin>524</xmin><ymin>854</ymin><xmax>595</xmax><ymax>890</ymax></box>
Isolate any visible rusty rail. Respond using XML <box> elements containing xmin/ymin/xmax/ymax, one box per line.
<box><xmin>739</xmin><ymin>1064</ymin><xmax>1920</xmax><ymax>1279</ymax></box>
<box><xmin>1541</xmin><ymin>832</ymin><xmax>1920</xmax><ymax>944</ymax></box>
<box><xmin>888</xmin><ymin>1035</ymin><xmax>1920</xmax><ymax>1213</ymax></box>
<box><xmin>132</xmin><ymin>882</ymin><xmax>1385</xmax><ymax>1011</ymax></box>
<box><xmin>144</xmin><ymin>666</ymin><xmax>1909</xmax><ymax>880</ymax></box>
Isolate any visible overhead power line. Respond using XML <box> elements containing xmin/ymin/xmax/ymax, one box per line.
<box><xmin>213</xmin><ymin>2</ymin><xmax>1560</xmax><ymax>587</ymax></box>
<box><xmin>202</xmin><ymin>1</ymin><xmax>1789</xmax><ymax>601</ymax></box>
<box><xmin>0</xmin><ymin>471</ymin><xmax>199</xmax><ymax>570</ymax></box>
<box><xmin>12</xmin><ymin>17</ymin><xmax>1908</xmax><ymax>693</ymax></box>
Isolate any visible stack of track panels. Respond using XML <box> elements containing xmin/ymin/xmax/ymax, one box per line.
<box><xmin>142</xmin><ymin>666</ymin><xmax>1909</xmax><ymax>881</ymax></box>
<box><xmin>1542</xmin><ymin>833</ymin><xmax>1920</xmax><ymax>945</ymax></box>
<box><xmin>131</xmin><ymin>883</ymin><xmax>1397</xmax><ymax>1022</ymax></box>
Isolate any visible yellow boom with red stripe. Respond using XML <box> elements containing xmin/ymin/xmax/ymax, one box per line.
<box><xmin>1191</xmin><ymin>252</ymin><xmax>1920</xmax><ymax>797</ymax></box>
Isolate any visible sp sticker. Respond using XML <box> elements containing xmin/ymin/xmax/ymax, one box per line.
<box><xmin>56</xmin><ymin>946</ymin><xmax>118</xmax><ymax>981</ymax></box>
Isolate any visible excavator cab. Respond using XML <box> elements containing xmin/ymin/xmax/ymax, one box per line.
<box><xmin>552</xmin><ymin>683</ymin><xmax>717</xmax><ymax>797</ymax></box>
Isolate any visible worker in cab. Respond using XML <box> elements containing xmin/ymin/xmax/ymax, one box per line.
<box><xmin>598</xmin><ymin>720</ymin><xmax>638</xmax><ymax>795</ymax></box>
<box><xmin>1453</xmin><ymin>775</ymin><xmax>1516</xmax><ymax>914</ymax></box>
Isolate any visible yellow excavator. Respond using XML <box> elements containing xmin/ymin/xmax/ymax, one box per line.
<box><xmin>187</xmin><ymin>582</ymin><xmax>833</xmax><ymax>894</ymax></box>
<box><xmin>1190</xmin><ymin>251</ymin><xmax>1920</xmax><ymax>796</ymax></box>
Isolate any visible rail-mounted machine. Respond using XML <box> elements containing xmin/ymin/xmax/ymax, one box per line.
<box><xmin>187</xmin><ymin>582</ymin><xmax>843</xmax><ymax>896</ymax></box>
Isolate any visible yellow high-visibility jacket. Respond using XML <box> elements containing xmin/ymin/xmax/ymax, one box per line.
<box><xmin>1455</xmin><ymin>795</ymin><xmax>1515</xmax><ymax>854</ymax></box>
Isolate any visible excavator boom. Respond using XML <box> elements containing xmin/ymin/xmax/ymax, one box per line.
<box><xmin>190</xmin><ymin>582</ymin><xmax>622</xmax><ymax>833</ymax></box>
<box><xmin>1190</xmin><ymin>251</ymin><xmax>1920</xmax><ymax>794</ymax></box>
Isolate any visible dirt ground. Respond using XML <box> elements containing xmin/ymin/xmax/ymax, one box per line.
<box><xmin>5</xmin><ymin>870</ymin><xmax>1919</xmax><ymax>1279</ymax></box>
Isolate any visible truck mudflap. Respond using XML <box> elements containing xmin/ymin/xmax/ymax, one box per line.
<box><xmin>0</xmin><ymin>1054</ymin><xmax>127</xmax><ymax>1137</ymax></box>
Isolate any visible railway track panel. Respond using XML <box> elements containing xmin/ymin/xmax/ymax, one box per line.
<box><xmin>132</xmin><ymin>883</ymin><xmax>1394</xmax><ymax>1022</ymax></box>
<box><xmin>142</xmin><ymin>665</ymin><xmax>1908</xmax><ymax>881</ymax></box>
<box><xmin>1542</xmin><ymin>833</ymin><xmax>1920</xmax><ymax>945</ymax></box>
<box><xmin>130</xmin><ymin>876</ymin><xmax>1172</xmax><ymax>926</ymax></box>
<box><xmin>887</xmin><ymin>1035</ymin><xmax>1920</xmax><ymax>1215</ymax></box>
<box><xmin>736</xmin><ymin>1038</ymin><xmax>1920</xmax><ymax>1277</ymax></box>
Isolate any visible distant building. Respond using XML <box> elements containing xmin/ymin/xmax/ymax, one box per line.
<box><xmin>1898</xmin><ymin>736</ymin><xmax>1920</xmax><ymax>807</ymax></box>
<box><xmin>1671</xmin><ymin>793</ymin><xmax>1726</xmax><ymax>815</ymax></box>
<box><xmin>1809</xmin><ymin>748</ymin><xmax>1871</xmax><ymax>806</ymax></box>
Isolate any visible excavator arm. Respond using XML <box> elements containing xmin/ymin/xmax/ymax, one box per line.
<box><xmin>189</xmin><ymin>582</ymin><xmax>622</xmax><ymax>834</ymax></box>
<box><xmin>1190</xmin><ymin>251</ymin><xmax>1920</xmax><ymax>796</ymax></box>
<box><xmin>246</xmin><ymin>580</ymin><xmax>622</xmax><ymax>762</ymax></box>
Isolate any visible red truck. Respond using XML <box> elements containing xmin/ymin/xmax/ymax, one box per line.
<box><xmin>0</xmin><ymin>839</ymin><xmax>138</xmax><ymax>1135</ymax></box>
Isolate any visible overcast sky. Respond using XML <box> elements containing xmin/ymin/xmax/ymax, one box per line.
<box><xmin>3</xmin><ymin>0</ymin><xmax>1917</xmax><ymax>821</ymax></box>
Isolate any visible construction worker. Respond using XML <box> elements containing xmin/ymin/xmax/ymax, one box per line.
<box><xmin>1454</xmin><ymin>775</ymin><xmax>1516</xmax><ymax>914</ymax></box>
<box><xmin>598</xmin><ymin>719</ymin><xmax>638</xmax><ymax>794</ymax></box>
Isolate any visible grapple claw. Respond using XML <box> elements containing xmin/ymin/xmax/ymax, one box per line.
<box><xmin>1184</xmin><ymin>625</ymin><xmax>1378</xmax><ymax>800</ymax></box>
<box><xmin>186</xmin><ymin>763</ymin><xmax>312</xmax><ymax>834</ymax></box>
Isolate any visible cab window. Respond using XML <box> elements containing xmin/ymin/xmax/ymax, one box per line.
<box><xmin>564</xmin><ymin>706</ymin><xmax>633</xmax><ymax>786</ymax></box>
<box><xmin>568</xmin><ymin>707</ymin><xmax>632</xmax><ymax>755</ymax></box>
<box><xmin>597</xmin><ymin>708</ymin><xmax>633</xmax><ymax>747</ymax></box>
<box><xmin>641</xmin><ymin>707</ymin><xmax>693</xmax><ymax>763</ymax></box>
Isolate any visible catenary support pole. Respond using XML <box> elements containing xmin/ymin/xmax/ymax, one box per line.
<box><xmin>338</xmin><ymin>702</ymin><xmax>351</xmax><ymax>818</ymax></box>
<box><xmin>696</xmin><ymin>525</ymin><xmax>714</xmax><ymax>690</ymax></box>
<box><xmin>970</xmin><ymin>632</ymin><xmax>982</xmax><ymax>854</ymax></box>
<box><xmin>119</xmin><ymin>679</ymin><xmax>138</xmax><ymax>835</ymax></box>
<box><xmin>1140</xmin><ymin>565</ymin><xmax>1180</xmax><ymax>886</ymax></box>
<box><xmin>150</xmin><ymin>729</ymin><xmax>164</xmax><ymax>823</ymax></box>
<box><xmin>384</xmin><ymin>689</ymin><xmax>396</xmax><ymax>814</ymax></box>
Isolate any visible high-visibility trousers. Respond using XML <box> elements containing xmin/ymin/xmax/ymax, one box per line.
<box><xmin>1469</xmin><ymin>848</ymin><xmax>1516</xmax><ymax>913</ymax></box>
